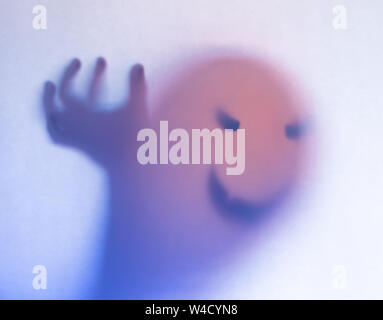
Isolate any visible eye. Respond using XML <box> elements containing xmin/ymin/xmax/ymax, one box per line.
<box><xmin>285</xmin><ymin>122</ymin><xmax>305</xmax><ymax>139</ymax></box>
<box><xmin>216</xmin><ymin>109</ymin><xmax>240</xmax><ymax>131</ymax></box>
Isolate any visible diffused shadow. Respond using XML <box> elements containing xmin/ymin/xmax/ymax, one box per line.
<box><xmin>42</xmin><ymin>58</ymin><xmax>163</xmax><ymax>299</ymax></box>
<box><xmin>42</xmin><ymin>55</ymin><xmax>308</xmax><ymax>299</ymax></box>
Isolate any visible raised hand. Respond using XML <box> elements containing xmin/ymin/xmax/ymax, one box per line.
<box><xmin>42</xmin><ymin>58</ymin><xmax>149</xmax><ymax>169</ymax></box>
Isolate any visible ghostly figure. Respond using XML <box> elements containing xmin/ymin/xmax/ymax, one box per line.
<box><xmin>42</xmin><ymin>55</ymin><xmax>310</xmax><ymax>299</ymax></box>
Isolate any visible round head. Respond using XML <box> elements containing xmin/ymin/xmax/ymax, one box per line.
<box><xmin>152</xmin><ymin>55</ymin><xmax>310</xmax><ymax>220</ymax></box>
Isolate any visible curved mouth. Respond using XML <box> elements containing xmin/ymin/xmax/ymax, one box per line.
<box><xmin>208</xmin><ymin>168</ymin><xmax>290</xmax><ymax>222</ymax></box>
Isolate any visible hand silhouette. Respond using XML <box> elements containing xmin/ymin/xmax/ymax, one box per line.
<box><xmin>42</xmin><ymin>58</ymin><xmax>158</xmax><ymax>298</ymax></box>
<box><xmin>42</xmin><ymin>58</ymin><xmax>149</xmax><ymax>169</ymax></box>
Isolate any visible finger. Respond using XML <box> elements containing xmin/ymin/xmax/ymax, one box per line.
<box><xmin>88</xmin><ymin>57</ymin><xmax>106</xmax><ymax>105</ymax></box>
<box><xmin>59</xmin><ymin>58</ymin><xmax>81</xmax><ymax>104</ymax></box>
<box><xmin>43</xmin><ymin>81</ymin><xmax>64</xmax><ymax>141</ymax></box>
<box><xmin>43</xmin><ymin>81</ymin><xmax>57</xmax><ymax>117</ymax></box>
<box><xmin>46</xmin><ymin>114</ymin><xmax>63</xmax><ymax>142</ymax></box>
<box><xmin>128</xmin><ymin>63</ymin><xmax>147</xmax><ymax>108</ymax></box>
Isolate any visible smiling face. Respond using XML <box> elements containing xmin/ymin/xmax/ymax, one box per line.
<box><xmin>152</xmin><ymin>56</ymin><xmax>309</xmax><ymax>220</ymax></box>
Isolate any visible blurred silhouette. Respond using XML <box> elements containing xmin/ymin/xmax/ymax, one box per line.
<box><xmin>43</xmin><ymin>58</ymin><xmax>227</xmax><ymax>299</ymax></box>
<box><xmin>43</xmin><ymin>58</ymin><xmax>166</xmax><ymax>298</ymax></box>
<box><xmin>42</xmin><ymin>56</ymin><xmax>309</xmax><ymax>299</ymax></box>
<box><xmin>43</xmin><ymin>58</ymin><xmax>148</xmax><ymax>170</ymax></box>
<box><xmin>151</xmin><ymin>55</ymin><xmax>309</xmax><ymax>226</ymax></box>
